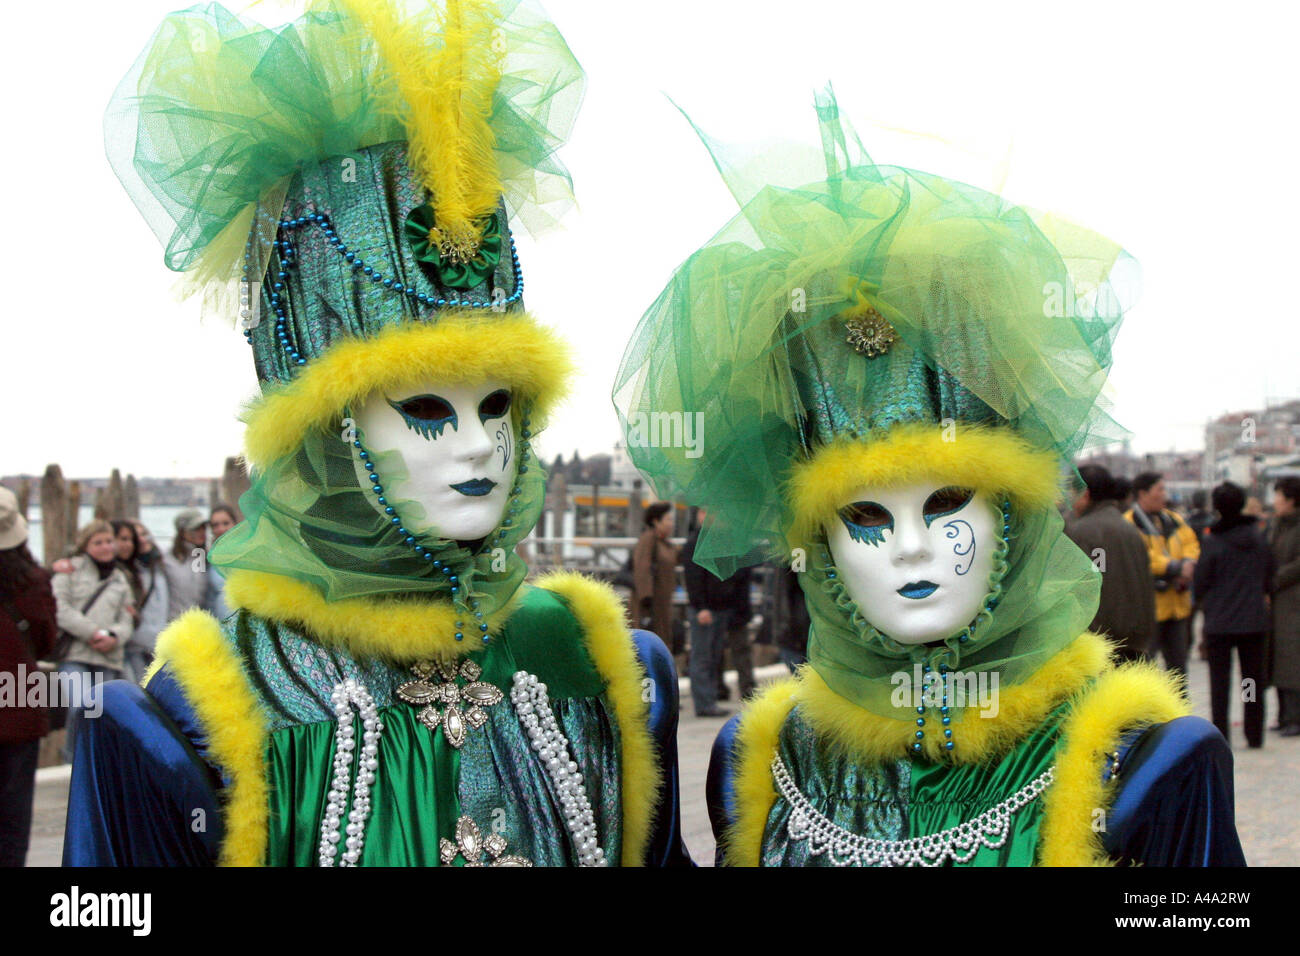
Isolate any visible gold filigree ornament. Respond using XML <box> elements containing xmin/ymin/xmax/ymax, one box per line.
<box><xmin>440</xmin><ymin>816</ymin><xmax>533</xmax><ymax>867</ymax></box>
<box><xmin>397</xmin><ymin>659</ymin><xmax>503</xmax><ymax>749</ymax></box>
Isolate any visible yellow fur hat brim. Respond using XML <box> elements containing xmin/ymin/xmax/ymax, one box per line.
<box><xmin>242</xmin><ymin>310</ymin><xmax>574</xmax><ymax>468</ymax></box>
<box><xmin>787</xmin><ymin>423</ymin><xmax>1063</xmax><ymax>546</ymax></box>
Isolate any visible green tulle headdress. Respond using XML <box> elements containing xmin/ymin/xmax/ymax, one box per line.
<box><xmin>614</xmin><ymin>89</ymin><xmax>1140</xmax><ymax>722</ymax></box>
<box><xmin>107</xmin><ymin>0</ymin><xmax>584</xmax><ymax>616</ymax></box>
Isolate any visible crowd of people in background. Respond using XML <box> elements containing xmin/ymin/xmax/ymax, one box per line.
<box><xmin>630</xmin><ymin>502</ymin><xmax>805</xmax><ymax>719</ymax></box>
<box><xmin>1066</xmin><ymin>468</ymin><xmax>1300</xmax><ymax>749</ymax></box>
<box><xmin>0</xmin><ymin>496</ymin><xmax>240</xmax><ymax>865</ymax></box>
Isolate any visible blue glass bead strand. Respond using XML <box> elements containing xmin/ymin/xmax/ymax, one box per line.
<box><xmin>250</xmin><ymin>211</ymin><xmax>525</xmax><ymax>373</ymax></box>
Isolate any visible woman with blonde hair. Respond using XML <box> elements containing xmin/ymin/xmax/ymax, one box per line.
<box><xmin>52</xmin><ymin>520</ymin><xmax>133</xmax><ymax>763</ymax></box>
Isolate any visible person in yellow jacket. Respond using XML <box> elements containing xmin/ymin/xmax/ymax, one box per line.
<box><xmin>1126</xmin><ymin>471</ymin><xmax>1200</xmax><ymax>677</ymax></box>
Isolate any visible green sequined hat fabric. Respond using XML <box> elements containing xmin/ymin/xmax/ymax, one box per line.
<box><xmin>248</xmin><ymin>142</ymin><xmax>521</xmax><ymax>384</ymax></box>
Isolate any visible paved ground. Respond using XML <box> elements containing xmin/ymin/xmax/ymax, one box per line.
<box><xmin>29</xmin><ymin>647</ymin><xmax>1299</xmax><ymax>866</ymax></box>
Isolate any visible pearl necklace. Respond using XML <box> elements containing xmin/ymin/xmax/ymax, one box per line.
<box><xmin>318</xmin><ymin>679</ymin><xmax>384</xmax><ymax>867</ymax></box>
<box><xmin>510</xmin><ymin>672</ymin><xmax>607</xmax><ymax>866</ymax></box>
<box><xmin>772</xmin><ymin>754</ymin><xmax>1054</xmax><ymax>867</ymax></box>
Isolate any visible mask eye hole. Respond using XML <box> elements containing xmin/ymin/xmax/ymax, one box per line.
<box><xmin>478</xmin><ymin>388</ymin><xmax>512</xmax><ymax>422</ymax></box>
<box><xmin>923</xmin><ymin>486</ymin><xmax>974</xmax><ymax>525</ymax></box>
<box><xmin>840</xmin><ymin>501</ymin><xmax>892</xmax><ymax>528</ymax></box>
<box><xmin>838</xmin><ymin>500</ymin><xmax>893</xmax><ymax>547</ymax></box>
<box><xmin>395</xmin><ymin>394</ymin><xmax>455</xmax><ymax>421</ymax></box>
<box><xmin>387</xmin><ymin>394</ymin><xmax>458</xmax><ymax>440</ymax></box>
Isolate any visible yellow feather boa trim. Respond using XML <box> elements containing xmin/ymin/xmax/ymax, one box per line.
<box><xmin>722</xmin><ymin>676</ymin><xmax>801</xmax><ymax>867</ymax></box>
<box><xmin>242</xmin><ymin>311</ymin><xmax>573</xmax><ymax>468</ymax></box>
<box><xmin>223</xmin><ymin>568</ymin><xmax>522</xmax><ymax>663</ymax></box>
<box><xmin>534</xmin><ymin>570</ymin><xmax>661</xmax><ymax>867</ymax></box>
<box><xmin>797</xmin><ymin>632</ymin><xmax>1113</xmax><ymax>765</ymax></box>
<box><xmin>724</xmin><ymin>633</ymin><xmax>1188</xmax><ymax>866</ymax></box>
<box><xmin>1038</xmin><ymin>662</ymin><xmax>1188</xmax><ymax>866</ymax></box>
<box><xmin>786</xmin><ymin>423</ymin><xmax>1063</xmax><ymax>548</ymax></box>
<box><xmin>150</xmin><ymin>609</ymin><xmax>271</xmax><ymax>867</ymax></box>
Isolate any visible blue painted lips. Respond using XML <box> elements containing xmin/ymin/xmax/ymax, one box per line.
<box><xmin>451</xmin><ymin>478</ymin><xmax>497</xmax><ymax>497</ymax></box>
<box><xmin>897</xmin><ymin>581</ymin><xmax>939</xmax><ymax>600</ymax></box>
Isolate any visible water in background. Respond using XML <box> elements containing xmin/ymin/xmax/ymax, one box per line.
<box><xmin>26</xmin><ymin>505</ymin><xmax>192</xmax><ymax>563</ymax></box>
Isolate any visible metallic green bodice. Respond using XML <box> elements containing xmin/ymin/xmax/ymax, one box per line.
<box><xmin>761</xmin><ymin>704</ymin><xmax>1067</xmax><ymax>867</ymax></box>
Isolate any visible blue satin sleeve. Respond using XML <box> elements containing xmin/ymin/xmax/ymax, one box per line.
<box><xmin>63</xmin><ymin>668</ymin><xmax>224</xmax><ymax>866</ymax></box>
<box><xmin>706</xmin><ymin>715</ymin><xmax>742</xmax><ymax>866</ymax></box>
<box><xmin>632</xmin><ymin>629</ymin><xmax>693</xmax><ymax>866</ymax></box>
<box><xmin>1102</xmin><ymin>715</ymin><xmax>1246</xmax><ymax>866</ymax></box>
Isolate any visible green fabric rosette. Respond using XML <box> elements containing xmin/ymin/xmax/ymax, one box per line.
<box><xmin>403</xmin><ymin>207</ymin><xmax>503</xmax><ymax>289</ymax></box>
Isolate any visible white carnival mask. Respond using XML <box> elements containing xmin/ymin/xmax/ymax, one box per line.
<box><xmin>827</xmin><ymin>481</ymin><xmax>997</xmax><ymax>646</ymax></box>
<box><xmin>352</xmin><ymin>379</ymin><xmax>517</xmax><ymax>542</ymax></box>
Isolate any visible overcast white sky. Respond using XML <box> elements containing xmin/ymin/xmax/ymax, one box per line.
<box><xmin>4</xmin><ymin>0</ymin><xmax>1298</xmax><ymax>478</ymax></box>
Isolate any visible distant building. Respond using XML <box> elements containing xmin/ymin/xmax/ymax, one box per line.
<box><xmin>1204</xmin><ymin>398</ymin><xmax>1300</xmax><ymax>495</ymax></box>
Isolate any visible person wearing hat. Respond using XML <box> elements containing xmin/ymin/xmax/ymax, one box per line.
<box><xmin>66</xmin><ymin>0</ymin><xmax>688</xmax><ymax>867</ymax></box>
<box><xmin>618</xmin><ymin>90</ymin><xmax>1243</xmax><ymax>866</ymax></box>
<box><xmin>0</xmin><ymin>488</ymin><xmax>57</xmax><ymax>865</ymax></box>
<box><xmin>160</xmin><ymin>508</ymin><xmax>213</xmax><ymax>623</ymax></box>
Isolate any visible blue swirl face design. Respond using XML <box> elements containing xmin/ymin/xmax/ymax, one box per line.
<box><xmin>943</xmin><ymin>520</ymin><xmax>976</xmax><ymax>575</ymax></box>
<box><xmin>480</xmin><ymin>388</ymin><xmax>513</xmax><ymax>470</ymax></box>
<box><xmin>923</xmin><ymin>486</ymin><xmax>976</xmax><ymax>575</ymax></box>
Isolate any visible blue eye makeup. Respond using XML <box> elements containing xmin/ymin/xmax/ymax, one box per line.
<box><xmin>388</xmin><ymin>393</ymin><xmax>458</xmax><ymax>440</ymax></box>
<box><xmin>478</xmin><ymin>388</ymin><xmax>512</xmax><ymax>423</ymax></box>
<box><xmin>839</xmin><ymin>500</ymin><xmax>893</xmax><ymax>547</ymax></box>
<box><xmin>922</xmin><ymin>486</ymin><xmax>974</xmax><ymax>527</ymax></box>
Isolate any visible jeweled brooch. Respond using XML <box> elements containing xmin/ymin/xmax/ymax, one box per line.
<box><xmin>397</xmin><ymin>658</ymin><xmax>502</xmax><ymax>749</ymax></box>
<box><xmin>440</xmin><ymin>816</ymin><xmax>532</xmax><ymax>867</ymax></box>
<box><xmin>844</xmin><ymin>308</ymin><xmax>897</xmax><ymax>357</ymax></box>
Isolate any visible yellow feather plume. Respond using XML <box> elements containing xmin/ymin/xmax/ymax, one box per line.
<box><xmin>340</xmin><ymin>0</ymin><xmax>504</xmax><ymax>260</ymax></box>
